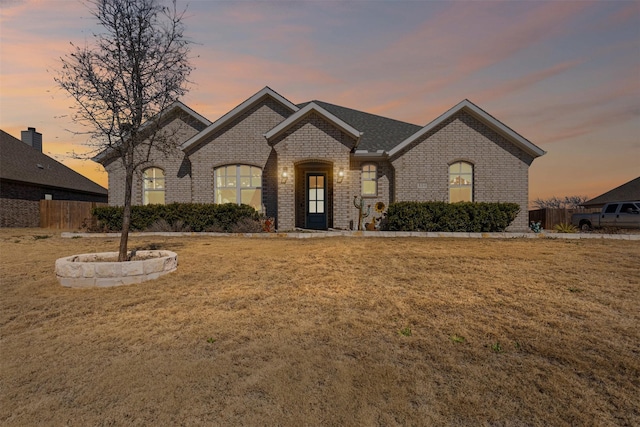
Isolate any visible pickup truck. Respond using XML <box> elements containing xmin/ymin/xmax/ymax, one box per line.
<box><xmin>571</xmin><ymin>201</ymin><xmax>640</xmax><ymax>231</ymax></box>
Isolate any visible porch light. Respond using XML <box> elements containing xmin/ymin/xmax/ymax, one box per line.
<box><xmin>281</xmin><ymin>167</ymin><xmax>289</xmax><ymax>184</ymax></box>
<box><xmin>337</xmin><ymin>167</ymin><xmax>345</xmax><ymax>183</ymax></box>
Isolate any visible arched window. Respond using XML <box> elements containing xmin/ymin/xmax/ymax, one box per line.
<box><xmin>361</xmin><ymin>164</ymin><xmax>377</xmax><ymax>196</ymax></box>
<box><xmin>449</xmin><ymin>162</ymin><xmax>473</xmax><ymax>203</ymax></box>
<box><xmin>143</xmin><ymin>167</ymin><xmax>165</xmax><ymax>205</ymax></box>
<box><xmin>215</xmin><ymin>165</ymin><xmax>262</xmax><ymax>212</ymax></box>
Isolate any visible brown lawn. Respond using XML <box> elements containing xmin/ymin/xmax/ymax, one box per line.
<box><xmin>1</xmin><ymin>229</ymin><xmax>639</xmax><ymax>426</ymax></box>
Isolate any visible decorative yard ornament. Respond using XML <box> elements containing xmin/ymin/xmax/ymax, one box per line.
<box><xmin>353</xmin><ymin>196</ymin><xmax>371</xmax><ymax>231</ymax></box>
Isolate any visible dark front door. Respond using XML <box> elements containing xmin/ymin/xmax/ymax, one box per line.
<box><xmin>306</xmin><ymin>173</ymin><xmax>327</xmax><ymax>230</ymax></box>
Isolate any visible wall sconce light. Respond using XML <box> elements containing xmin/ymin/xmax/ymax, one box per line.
<box><xmin>281</xmin><ymin>167</ymin><xmax>289</xmax><ymax>184</ymax></box>
<box><xmin>337</xmin><ymin>167</ymin><xmax>345</xmax><ymax>183</ymax></box>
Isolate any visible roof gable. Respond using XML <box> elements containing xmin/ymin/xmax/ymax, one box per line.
<box><xmin>583</xmin><ymin>176</ymin><xmax>640</xmax><ymax>207</ymax></box>
<box><xmin>298</xmin><ymin>101</ymin><xmax>422</xmax><ymax>153</ymax></box>
<box><xmin>181</xmin><ymin>86</ymin><xmax>299</xmax><ymax>152</ymax></box>
<box><xmin>93</xmin><ymin>100</ymin><xmax>211</xmax><ymax>164</ymax></box>
<box><xmin>0</xmin><ymin>130</ymin><xmax>107</xmax><ymax>195</ymax></box>
<box><xmin>388</xmin><ymin>99</ymin><xmax>546</xmax><ymax>158</ymax></box>
<box><xmin>264</xmin><ymin>102</ymin><xmax>362</xmax><ymax>144</ymax></box>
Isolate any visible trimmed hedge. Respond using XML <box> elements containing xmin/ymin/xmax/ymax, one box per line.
<box><xmin>384</xmin><ymin>201</ymin><xmax>520</xmax><ymax>232</ymax></box>
<box><xmin>92</xmin><ymin>203</ymin><xmax>260</xmax><ymax>232</ymax></box>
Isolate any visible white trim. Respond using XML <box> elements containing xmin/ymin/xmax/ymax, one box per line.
<box><xmin>180</xmin><ymin>87</ymin><xmax>299</xmax><ymax>152</ymax></box>
<box><xmin>387</xmin><ymin>99</ymin><xmax>546</xmax><ymax>158</ymax></box>
<box><xmin>264</xmin><ymin>102</ymin><xmax>363</xmax><ymax>142</ymax></box>
<box><xmin>169</xmin><ymin>101</ymin><xmax>212</xmax><ymax>127</ymax></box>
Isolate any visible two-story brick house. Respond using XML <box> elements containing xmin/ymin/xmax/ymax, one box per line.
<box><xmin>97</xmin><ymin>87</ymin><xmax>545</xmax><ymax>231</ymax></box>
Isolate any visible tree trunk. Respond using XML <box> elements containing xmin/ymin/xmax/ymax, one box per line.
<box><xmin>118</xmin><ymin>166</ymin><xmax>134</xmax><ymax>262</ymax></box>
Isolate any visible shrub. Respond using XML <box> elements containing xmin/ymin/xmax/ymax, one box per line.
<box><xmin>92</xmin><ymin>203</ymin><xmax>260</xmax><ymax>233</ymax></box>
<box><xmin>553</xmin><ymin>223</ymin><xmax>578</xmax><ymax>233</ymax></box>
<box><xmin>230</xmin><ymin>217</ymin><xmax>263</xmax><ymax>233</ymax></box>
<box><xmin>384</xmin><ymin>201</ymin><xmax>520</xmax><ymax>232</ymax></box>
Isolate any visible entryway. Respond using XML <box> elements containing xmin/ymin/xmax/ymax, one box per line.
<box><xmin>295</xmin><ymin>162</ymin><xmax>333</xmax><ymax>230</ymax></box>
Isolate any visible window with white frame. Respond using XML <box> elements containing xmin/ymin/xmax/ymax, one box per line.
<box><xmin>143</xmin><ymin>167</ymin><xmax>165</xmax><ymax>205</ymax></box>
<box><xmin>449</xmin><ymin>162</ymin><xmax>473</xmax><ymax>203</ymax></box>
<box><xmin>361</xmin><ymin>164</ymin><xmax>377</xmax><ymax>196</ymax></box>
<box><xmin>215</xmin><ymin>165</ymin><xmax>262</xmax><ymax>211</ymax></box>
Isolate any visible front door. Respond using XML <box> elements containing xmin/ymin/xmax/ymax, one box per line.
<box><xmin>306</xmin><ymin>173</ymin><xmax>327</xmax><ymax>230</ymax></box>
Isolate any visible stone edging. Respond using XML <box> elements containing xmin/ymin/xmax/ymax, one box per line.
<box><xmin>61</xmin><ymin>231</ymin><xmax>640</xmax><ymax>240</ymax></box>
<box><xmin>55</xmin><ymin>250</ymin><xmax>178</xmax><ymax>288</ymax></box>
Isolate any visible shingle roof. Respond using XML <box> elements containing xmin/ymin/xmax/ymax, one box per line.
<box><xmin>0</xmin><ymin>130</ymin><xmax>108</xmax><ymax>196</ymax></box>
<box><xmin>582</xmin><ymin>176</ymin><xmax>640</xmax><ymax>207</ymax></box>
<box><xmin>297</xmin><ymin>101</ymin><xmax>422</xmax><ymax>152</ymax></box>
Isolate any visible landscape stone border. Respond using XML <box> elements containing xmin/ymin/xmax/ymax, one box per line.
<box><xmin>61</xmin><ymin>231</ymin><xmax>640</xmax><ymax>240</ymax></box>
<box><xmin>55</xmin><ymin>250</ymin><xmax>177</xmax><ymax>288</ymax></box>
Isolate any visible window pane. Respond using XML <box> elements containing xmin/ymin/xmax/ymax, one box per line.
<box><xmin>316</xmin><ymin>189</ymin><xmax>324</xmax><ymax>202</ymax></box>
<box><xmin>241</xmin><ymin>189</ymin><xmax>261</xmax><ymax>210</ymax></box>
<box><xmin>460</xmin><ymin>163</ymin><xmax>472</xmax><ymax>174</ymax></box>
<box><xmin>316</xmin><ymin>201</ymin><xmax>324</xmax><ymax>213</ymax></box>
<box><xmin>309</xmin><ymin>201</ymin><xmax>317</xmax><ymax>213</ymax></box>
<box><xmin>309</xmin><ymin>188</ymin><xmax>317</xmax><ymax>201</ymax></box>
<box><xmin>604</xmin><ymin>204</ymin><xmax>618</xmax><ymax>213</ymax></box>
<box><xmin>251</xmin><ymin>167</ymin><xmax>262</xmax><ymax>187</ymax></box>
<box><xmin>216</xmin><ymin>189</ymin><xmax>236</xmax><ymax>204</ymax></box>
<box><xmin>145</xmin><ymin>190</ymin><xmax>165</xmax><ymax>205</ymax></box>
<box><xmin>316</xmin><ymin>176</ymin><xmax>324</xmax><ymax>188</ymax></box>
<box><xmin>363</xmin><ymin>180</ymin><xmax>376</xmax><ymax>195</ymax></box>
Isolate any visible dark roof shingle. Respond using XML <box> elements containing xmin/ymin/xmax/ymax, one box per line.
<box><xmin>583</xmin><ymin>176</ymin><xmax>640</xmax><ymax>207</ymax></box>
<box><xmin>297</xmin><ymin>101</ymin><xmax>422</xmax><ymax>152</ymax></box>
<box><xmin>0</xmin><ymin>130</ymin><xmax>108</xmax><ymax>196</ymax></box>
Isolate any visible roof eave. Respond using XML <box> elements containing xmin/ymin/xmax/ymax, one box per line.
<box><xmin>264</xmin><ymin>102</ymin><xmax>362</xmax><ymax>143</ymax></box>
<box><xmin>388</xmin><ymin>100</ymin><xmax>546</xmax><ymax>159</ymax></box>
<box><xmin>181</xmin><ymin>86</ymin><xmax>299</xmax><ymax>152</ymax></box>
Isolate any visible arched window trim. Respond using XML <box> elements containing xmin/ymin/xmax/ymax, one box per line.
<box><xmin>214</xmin><ymin>164</ymin><xmax>263</xmax><ymax>212</ymax></box>
<box><xmin>361</xmin><ymin>163</ymin><xmax>378</xmax><ymax>197</ymax></box>
<box><xmin>142</xmin><ymin>167</ymin><xmax>165</xmax><ymax>205</ymax></box>
<box><xmin>448</xmin><ymin>161</ymin><xmax>473</xmax><ymax>203</ymax></box>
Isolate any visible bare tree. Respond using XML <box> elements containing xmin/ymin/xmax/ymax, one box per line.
<box><xmin>532</xmin><ymin>195</ymin><xmax>589</xmax><ymax>209</ymax></box>
<box><xmin>55</xmin><ymin>0</ymin><xmax>192</xmax><ymax>261</ymax></box>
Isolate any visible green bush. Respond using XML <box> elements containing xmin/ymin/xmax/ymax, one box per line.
<box><xmin>92</xmin><ymin>203</ymin><xmax>260</xmax><ymax>232</ymax></box>
<box><xmin>384</xmin><ymin>201</ymin><xmax>520</xmax><ymax>232</ymax></box>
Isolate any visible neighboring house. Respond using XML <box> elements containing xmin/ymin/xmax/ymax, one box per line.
<box><xmin>0</xmin><ymin>128</ymin><xmax>108</xmax><ymax>227</ymax></box>
<box><xmin>97</xmin><ymin>87</ymin><xmax>545</xmax><ymax>231</ymax></box>
<box><xmin>582</xmin><ymin>176</ymin><xmax>640</xmax><ymax>209</ymax></box>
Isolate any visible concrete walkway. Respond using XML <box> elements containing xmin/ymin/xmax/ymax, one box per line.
<box><xmin>61</xmin><ymin>230</ymin><xmax>640</xmax><ymax>240</ymax></box>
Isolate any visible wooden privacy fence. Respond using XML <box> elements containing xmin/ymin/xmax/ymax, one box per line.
<box><xmin>40</xmin><ymin>200</ymin><xmax>107</xmax><ymax>230</ymax></box>
<box><xmin>528</xmin><ymin>208</ymin><xmax>599</xmax><ymax>230</ymax></box>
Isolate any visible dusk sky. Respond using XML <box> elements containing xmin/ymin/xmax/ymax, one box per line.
<box><xmin>1</xmin><ymin>0</ymin><xmax>638</xmax><ymax>203</ymax></box>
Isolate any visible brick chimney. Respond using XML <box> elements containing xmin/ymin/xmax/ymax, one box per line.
<box><xmin>21</xmin><ymin>127</ymin><xmax>42</xmax><ymax>151</ymax></box>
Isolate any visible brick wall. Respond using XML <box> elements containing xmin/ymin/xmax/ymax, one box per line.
<box><xmin>188</xmin><ymin>98</ymin><xmax>293</xmax><ymax>208</ymax></box>
<box><xmin>390</xmin><ymin>111</ymin><xmax>534</xmax><ymax>231</ymax></box>
<box><xmin>349</xmin><ymin>159</ymin><xmax>393</xmax><ymax>229</ymax></box>
<box><xmin>272</xmin><ymin>112</ymin><xmax>354</xmax><ymax>230</ymax></box>
<box><xmin>0</xmin><ymin>198</ymin><xmax>39</xmax><ymax>227</ymax></box>
<box><xmin>104</xmin><ymin>112</ymin><xmax>205</xmax><ymax>206</ymax></box>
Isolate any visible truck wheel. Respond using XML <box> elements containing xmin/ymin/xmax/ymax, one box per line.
<box><xmin>580</xmin><ymin>221</ymin><xmax>592</xmax><ymax>232</ymax></box>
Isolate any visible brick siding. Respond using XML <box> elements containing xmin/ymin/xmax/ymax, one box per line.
<box><xmin>102</xmin><ymin>97</ymin><xmax>535</xmax><ymax>232</ymax></box>
<box><xmin>272</xmin><ymin>112</ymin><xmax>354</xmax><ymax>230</ymax></box>
<box><xmin>390</xmin><ymin>111</ymin><xmax>534</xmax><ymax>231</ymax></box>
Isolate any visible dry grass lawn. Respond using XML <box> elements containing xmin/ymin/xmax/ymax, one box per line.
<box><xmin>1</xmin><ymin>229</ymin><xmax>639</xmax><ymax>426</ymax></box>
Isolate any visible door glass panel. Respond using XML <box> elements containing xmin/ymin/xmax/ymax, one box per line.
<box><xmin>316</xmin><ymin>189</ymin><xmax>324</xmax><ymax>201</ymax></box>
<box><xmin>316</xmin><ymin>200</ymin><xmax>324</xmax><ymax>213</ymax></box>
